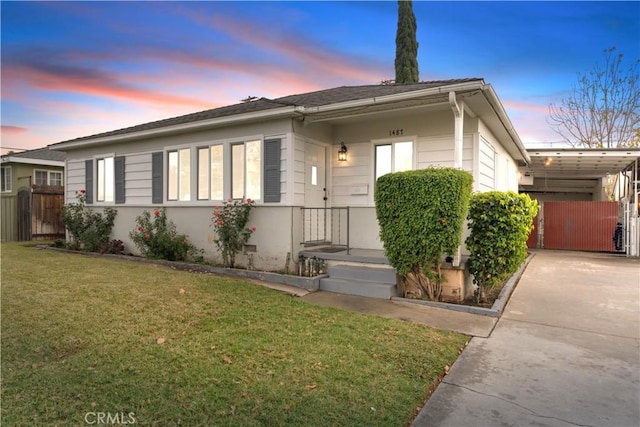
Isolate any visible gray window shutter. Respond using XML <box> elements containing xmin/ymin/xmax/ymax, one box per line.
<box><xmin>151</xmin><ymin>152</ymin><xmax>163</xmax><ymax>204</ymax></box>
<box><xmin>263</xmin><ymin>138</ymin><xmax>281</xmax><ymax>203</ymax></box>
<box><xmin>114</xmin><ymin>156</ymin><xmax>125</xmax><ymax>204</ymax></box>
<box><xmin>85</xmin><ymin>159</ymin><xmax>93</xmax><ymax>204</ymax></box>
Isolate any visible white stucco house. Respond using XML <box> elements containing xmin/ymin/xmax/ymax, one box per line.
<box><xmin>50</xmin><ymin>79</ymin><xmax>529</xmax><ymax>275</ymax></box>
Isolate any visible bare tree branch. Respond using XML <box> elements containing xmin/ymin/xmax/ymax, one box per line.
<box><xmin>548</xmin><ymin>47</ymin><xmax>639</xmax><ymax>148</ymax></box>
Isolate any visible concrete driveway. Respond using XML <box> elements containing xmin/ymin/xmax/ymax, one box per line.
<box><xmin>412</xmin><ymin>250</ymin><xmax>640</xmax><ymax>427</ymax></box>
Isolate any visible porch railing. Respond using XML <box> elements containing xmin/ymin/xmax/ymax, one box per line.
<box><xmin>301</xmin><ymin>207</ymin><xmax>349</xmax><ymax>253</ymax></box>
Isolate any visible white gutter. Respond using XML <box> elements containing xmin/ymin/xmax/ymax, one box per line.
<box><xmin>49</xmin><ymin>105</ymin><xmax>299</xmax><ymax>150</ymax></box>
<box><xmin>302</xmin><ymin>80</ymin><xmax>485</xmax><ymax>116</ymax></box>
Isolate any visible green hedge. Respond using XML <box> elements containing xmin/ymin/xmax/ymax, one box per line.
<box><xmin>465</xmin><ymin>191</ymin><xmax>539</xmax><ymax>301</ymax></box>
<box><xmin>375</xmin><ymin>168</ymin><xmax>473</xmax><ymax>300</ymax></box>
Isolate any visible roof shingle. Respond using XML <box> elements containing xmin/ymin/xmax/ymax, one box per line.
<box><xmin>53</xmin><ymin>79</ymin><xmax>482</xmax><ymax>145</ymax></box>
<box><xmin>2</xmin><ymin>147</ymin><xmax>66</xmax><ymax>162</ymax></box>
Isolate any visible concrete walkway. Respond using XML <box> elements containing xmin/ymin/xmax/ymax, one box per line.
<box><xmin>412</xmin><ymin>250</ymin><xmax>640</xmax><ymax>427</ymax></box>
<box><xmin>302</xmin><ymin>291</ymin><xmax>498</xmax><ymax>337</ymax></box>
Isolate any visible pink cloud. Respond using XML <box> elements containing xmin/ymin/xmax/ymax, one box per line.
<box><xmin>175</xmin><ymin>8</ymin><xmax>388</xmax><ymax>85</ymax></box>
<box><xmin>502</xmin><ymin>99</ymin><xmax>550</xmax><ymax>115</ymax></box>
<box><xmin>211</xmin><ymin>15</ymin><xmax>386</xmax><ymax>83</ymax></box>
<box><xmin>3</xmin><ymin>56</ymin><xmax>212</xmax><ymax>111</ymax></box>
<box><xmin>1</xmin><ymin>125</ymin><xmax>28</xmax><ymax>134</ymax></box>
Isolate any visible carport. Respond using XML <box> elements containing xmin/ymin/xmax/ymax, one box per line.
<box><xmin>519</xmin><ymin>148</ymin><xmax>640</xmax><ymax>256</ymax></box>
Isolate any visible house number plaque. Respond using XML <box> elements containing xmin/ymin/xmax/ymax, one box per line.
<box><xmin>389</xmin><ymin>129</ymin><xmax>404</xmax><ymax>136</ymax></box>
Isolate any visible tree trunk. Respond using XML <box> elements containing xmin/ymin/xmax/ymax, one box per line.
<box><xmin>402</xmin><ymin>264</ymin><xmax>442</xmax><ymax>301</ymax></box>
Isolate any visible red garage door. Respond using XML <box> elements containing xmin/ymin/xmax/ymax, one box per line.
<box><xmin>542</xmin><ymin>201</ymin><xmax>619</xmax><ymax>252</ymax></box>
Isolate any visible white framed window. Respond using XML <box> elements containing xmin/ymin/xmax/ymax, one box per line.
<box><xmin>50</xmin><ymin>171</ymin><xmax>63</xmax><ymax>186</ymax></box>
<box><xmin>197</xmin><ymin>145</ymin><xmax>224</xmax><ymax>200</ymax></box>
<box><xmin>34</xmin><ymin>169</ymin><xmax>63</xmax><ymax>186</ymax></box>
<box><xmin>1</xmin><ymin>166</ymin><xmax>11</xmax><ymax>192</ymax></box>
<box><xmin>231</xmin><ymin>140</ymin><xmax>261</xmax><ymax>200</ymax></box>
<box><xmin>97</xmin><ymin>157</ymin><xmax>114</xmax><ymax>202</ymax></box>
<box><xmin>375</xmin><ymin>140</ymin><xmax>413</xmax><ymax>181</ymax></box>
<box><xmin>168</xmin><ymin>148</ymin><xmax>191</xmax><ymax>201</ymax></box>
<box><xmin>35</xmin><ymin>170</ymin><xmax>48</xmax><ymax>185</ymax></box>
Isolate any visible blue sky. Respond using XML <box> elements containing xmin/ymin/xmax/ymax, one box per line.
<box><xmin>1</xmin><ymin>1</ymin><xmax>639</xmax><ymax>151</ymax></box>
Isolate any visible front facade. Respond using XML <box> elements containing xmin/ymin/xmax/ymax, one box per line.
<box><xmin>1</xmin><ymin>148</ymin><xmax>66</xmax><ymax>241</ymax></box>
<box><xmin>51</xmin><ymin>80</ymin><xmax>529</xmax><ymax>270</ymax></box>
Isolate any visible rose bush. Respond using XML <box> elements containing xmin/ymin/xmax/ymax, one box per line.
<box><xmin>211</xmin><ymin>198</ymin><xmax>256</xmax><ymax>268</ymax></box>
<box><xmin>130</xmin><ymin>208</ymin><xmax>202</xmax><ymax>262</ymax></box>
<box><xmin>62</xmin><ymin>190</ymin><xmax>117</xmax><ymax>252</ymax></box>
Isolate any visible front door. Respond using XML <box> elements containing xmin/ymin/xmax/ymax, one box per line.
<box><xmin>305</xmin><ymin>142</ymin><xmax>326</xmax><ymax>207</ymax></box>
<box><xmin>304</xmin><ymin>143</ymin><xmax>328</xmax><ymax>244</ymax></box>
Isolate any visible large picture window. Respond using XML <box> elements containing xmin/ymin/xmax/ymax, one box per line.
<box><xmin>168</xmin><ymin>148</ymin><xmax>191</xmax><ymax>201</ymax></box>
<box><xmin>375</xmin><ymin>141</ymin><xmax>413</xmax><ymax>181</ymax></box>
<box><xmin>231</xmin><ymin>140</ymin><xmax>261</xmax><ymax>200</ymax></box>
<box><xmin>97</xmin><ymin>157</ymin><xmax>114</xmax><ymax>202</ymax></box>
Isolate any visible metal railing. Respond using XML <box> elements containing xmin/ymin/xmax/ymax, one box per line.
<box><xmin>301</xmin><ymin>207</ymin><xmax>349</xmax><ymax>253</ymax></box>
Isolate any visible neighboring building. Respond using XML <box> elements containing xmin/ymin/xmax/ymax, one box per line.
<box><xmin>49</xmin><ymin>79</ymin><xmax>530</xmax><ymax>270</ymax></box>
<box><xmin>1</xmin><ymin>148</ymin><xmax>66</xmax><ymax>241</ymax></box>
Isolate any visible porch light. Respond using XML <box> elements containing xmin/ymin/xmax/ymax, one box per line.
<box><xmin>338</xmin><ymin>142</ymin><xmax>348</xmax><ymax>162</ymax></box>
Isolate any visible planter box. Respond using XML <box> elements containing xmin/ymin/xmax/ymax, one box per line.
<box><xmin>38</xmin><ymin>246</ymin><xmax>326</xmax><ymax>291</ymax></box>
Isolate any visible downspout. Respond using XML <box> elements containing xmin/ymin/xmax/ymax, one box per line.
<box><xmin>449</xmin><ymin>92</ymin><xmax>464</xmax><ymax>169</ymax></box>
<box><xmin>449</xmin><ymin>91</ymin><xmax>463</xmax><ymax>267</ymax></box>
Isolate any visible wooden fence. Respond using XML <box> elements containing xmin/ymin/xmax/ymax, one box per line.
<box><xmin>17</xmin><ymin>185</ymin><xmax>65</xmax><ymax>241</ymax></box>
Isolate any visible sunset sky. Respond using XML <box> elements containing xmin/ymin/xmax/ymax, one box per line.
<box><xmin>1</xmin><ymin>1</ymin><xmax>638</xmax><ymax>152</ymax></box>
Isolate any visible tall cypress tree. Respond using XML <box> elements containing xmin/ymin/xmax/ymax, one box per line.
<box><xmin>394</xmin><ymin>0</ymin><xmax>419</xmax><ymax>84</ymax></box>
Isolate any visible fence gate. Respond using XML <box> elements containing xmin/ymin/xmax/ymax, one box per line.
<box><xmin>17</xmin><ymin>186</ymin><xmax>65</xmax><ymax>241</ymax></box>
<box><xmin>529</xmin><ymin>201</ymin><xmax>620</xmax><ymax>252</ymax></box>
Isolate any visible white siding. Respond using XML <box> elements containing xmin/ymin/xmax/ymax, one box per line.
<box><xmin>277</xmin><ymin>138</ymin><xmax>287</xmax><ymax>203</ymax></box>
<box><xmin>66</xmin><ymin>159</ymin><xmax>85</xmax><ymax>203</ymax></box>
<box><xmin>331</xmin><ymin>142</ymin><xmax>371</xmax><ymax>207</ymax></box>
<box><xmin>293</xmin><ymin>135</ymin><xmax>306</xmax><ymax>205</ymax></box>
<box><xmin>126</xmin><ymin>153</ymin><xmax>152</xmax><ymax>204</ymax></box>
<box><xmin>477</xmin><ymin>119</ymin><xmax>520</xmax><ymax>192</ymax></box>
<box><xmin>478</xmin><ymin>137</ymin><xmax>496</xmax><ymax>191</ymax></box>
<box><xmin>416</xmin><ymin>135</ymin><xmax>473</xmax><ymax>171</ymax></box>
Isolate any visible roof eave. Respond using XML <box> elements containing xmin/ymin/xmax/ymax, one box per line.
<box><xmin>50</xmin><ymin>105</ymin><xmax>300</xmax><ymax>151</ymax></box>
<box><xmin>1</xmin><ymin>157</ymin><xmax>65</xmax><ymax>167</ymax></box>
<box><xmin>480</xmin><ymin>84</ymin><xmax>531</xmax><ymax>165</ymax></box>
<box><xmin>301</xmin><ymin>80</ymin><xmax>485</xmax><ymax>116</ymax></box>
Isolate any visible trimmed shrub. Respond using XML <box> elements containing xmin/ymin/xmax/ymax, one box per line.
<box><xmin>62</xmin><ymin>190</ymin><xmax>117</xmax><ymax>252</ymax></box>
<box><xmin>465</xmin><ymin>191</ymin><xmax>539</xmax><ymax>302</ymax></box>
<box><xmin>130</xmin><ymin>208</ymin><xmax>202</xmax><ymax>262</ymax></box>
<box><xmin>375</xmin><ymin>168</ymin><xmax>473</xmax><ymax>300</ymax></box>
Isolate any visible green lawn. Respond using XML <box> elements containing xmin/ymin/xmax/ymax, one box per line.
<box><xmin>1</xmin><ymin>243</ymin><xmax>467</xmax><ymax>426</ymax></box>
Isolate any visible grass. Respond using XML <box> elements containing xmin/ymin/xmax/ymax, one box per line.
<box><xmin>1</xmin><ymin>243</ymin><xmax>467</xmax><ymax>426</ymax></box>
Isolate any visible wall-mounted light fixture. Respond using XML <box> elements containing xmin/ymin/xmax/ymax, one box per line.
<box><xmin>338</xmin><ymin>142</ymin><xmax>348</xmax><ymax>162</ymax></box>
<box><xmin>544</xmin><ymin>157</ymin><xmax>553</xmax><ymax>166</ymax></box>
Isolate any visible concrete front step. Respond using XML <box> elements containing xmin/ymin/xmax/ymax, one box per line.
<box><xmin>319</xmin><ymin>277</ymin><xmax>399</xmax><ymax>299</ymax></box>
<box><xmin>327</xmin><ymin>264</ymin><xmax>397</xmax><ymax>284</ymax></box>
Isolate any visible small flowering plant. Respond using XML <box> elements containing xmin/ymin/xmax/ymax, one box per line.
<box><xmin>130</xmin><ymin>208</ymin><xmax>201</xmax><ymax>262</ymax></box>
<box><xmin>211</xmin><ymin>197</ymin><xmax>256</xmax><ymax>268</ymax></box>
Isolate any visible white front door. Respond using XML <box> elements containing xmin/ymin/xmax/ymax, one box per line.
<box><xmin>305</xmin><ymin>142</ymin><xmax>327</xmax><ymax>207</ymax></box>
<box><xmin>303</xmin><ymin>142</ymin><xmax>328</xmax><ymax>244</ymax></box>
